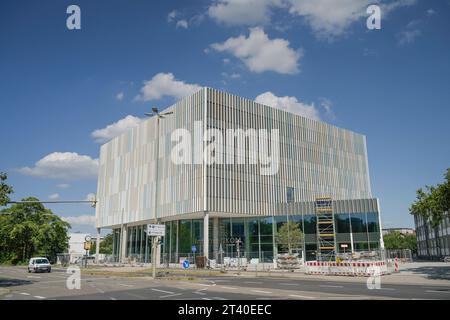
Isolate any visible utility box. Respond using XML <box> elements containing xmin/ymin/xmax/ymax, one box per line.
<box><xmin>196</xmin><ymin>256</ymin><xmax>206</xmax><ymax>268</ymax></box>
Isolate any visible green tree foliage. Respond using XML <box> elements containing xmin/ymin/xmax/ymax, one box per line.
<box><xmin>275</xmin><ymin>221</ymin><xmax>304</xmax><ymax>253</ymax></box>
<box><xmin>0</xmin><ymin>172</ymin><xmax>13</xmax><ymax>206</ymax></box>
<box><xmin>383</xmin><ymin>231</ymin><xmax>417</xmax><ymax>252</ymax></box>
<box><xmin>90</xmin><ymin>233</ymin><xmax>113</xmax><ymax>254</ymax></box>
<box><xmin>410</xmin><ymin>168</ymin><xmax>450</xmax><ymax>227</ymax></box>
<box><xmin>0</xmin><ymin>197</ymin><xmax>71</xmax><ymax>264</ymax></box>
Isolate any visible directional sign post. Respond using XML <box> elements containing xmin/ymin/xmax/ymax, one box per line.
<box><xmin>182</xmin><ymin>259</ymin><xmax>190</xmax><ymax>278</ymax></box>
<box><xmin>147</xmin><ymin>224</ymin><xmax>165</xmax><ymax>279</ymax></box>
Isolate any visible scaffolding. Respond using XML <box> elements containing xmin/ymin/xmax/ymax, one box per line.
<box><xmin>315</xmin><ymin>197</ymin><xmax>336</xmax><ymax>261</ymax></box>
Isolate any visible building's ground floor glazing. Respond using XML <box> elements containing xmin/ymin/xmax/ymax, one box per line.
<box><xmin>110</xmin><ymin>211</ymin><xmax>382</xmax><ymax>264</ymax></box>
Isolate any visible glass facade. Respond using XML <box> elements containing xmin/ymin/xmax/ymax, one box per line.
<box><xmin>114</xmin><ymin>209</ymin><xmax>381</xmax><ymax>263</ymax></box>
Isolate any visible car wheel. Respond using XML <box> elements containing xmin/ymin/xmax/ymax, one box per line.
<box><xmin>48</xmin><ymin>269</ymin><xmax>51</xmax><ymax>273</ymax></box>
<box><xmin>28</xmin><ymin>268</ymin><xmax>31</xmax><ymax>273</ymax></box>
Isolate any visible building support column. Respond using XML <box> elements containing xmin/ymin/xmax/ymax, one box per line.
<box><xmin>203</xmin><ymin>212</ymin><xmax>209</xmax><ymax>259</ymax></box>
<box><xmin>213</xmin><ymin>217</ymin><xmax>219</xmax><ymax>261</ymax></box>
<box><xmin>120</xmin><ymin>225</ymin><xmax>127</xmax><ymax>263</ymax></box>
<box><xmin>95</xmin><ymin>228</ymin><xmax>101</xmax><ymax>264</ymax></box>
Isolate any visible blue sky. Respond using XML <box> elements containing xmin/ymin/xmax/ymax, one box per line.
<box><xmin>1</xmin><ymin>0</ymin><xmax>449</xmax><ymax>235</ymax></box>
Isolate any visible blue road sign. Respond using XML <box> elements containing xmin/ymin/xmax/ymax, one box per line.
<box><xmin>182</xmin><ymin>259</ymin><xmax>190</xmax><ymax>269</ymax></box>
<box><xmin>191</xmin><ymin>245</ymin><xmax>197</xmax><ymax>253</ymax></box>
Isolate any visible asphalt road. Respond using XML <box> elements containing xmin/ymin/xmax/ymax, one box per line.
<box><xmin>1</xmin><ymin>266</ymin><xmax>450</xmax><ymax>300</ymax></box>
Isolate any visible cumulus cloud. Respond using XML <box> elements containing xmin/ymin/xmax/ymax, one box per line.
<box><xmin>116</xmin><ymin>91</ymin><xmax>124</xmax><ymax>101</ymax></box>
<box><xmin>91</xmin><ymin>115</ymin><xmax>142</xmax><ymax>144</ymax></box>
<box><xmin>167</xmin><ymin>10</ymin><xmax>177</xmax><ymax>22</ymax></box>
<box><xmin>319</xmin><ymin>97</ymin><xmax>335</xmax><ymax>120</ymax></box>
<box><xmin>62</xmin><ymin>215</ymin><xmax>96</xmax><ymax>226</ymax></box>
<box><xmin>207</xmin><ymin>0</ymin><xmax>416</xmax><ymax>39</ymax></box>
<box><xmin>208</xmin><ymin>0</ymin><xmax>284</xmax><ymax>26</ymax></box>
<box><xmin>19</xmin><ymin>152</ymin><xmax>99</xmax><ymax>180</ymax></box>
<box><xmin>48</xmin><ymin>193</ymin><xmax>60</xmax><ymax>200</ymax></box>
<box><xmin>56</xmin><ymin>183</ymin><xmax>70</xmax><ymax>189</ymax></box>
<box><xmin>210</xmin><ymin>27</ymin><xmax>301</xmax><ymax>74</ymax></box>
<box><xmin>176</xmin><ymin>19</ymin><xmax>188</xmax><ymax>29</ymax></box>
<box><xmin>255</xmin><ymin>91</ymin><xmax>320</xmax><ymax>120</ymax></box>
<box><xmin>85</xmin><ymin>193</ymin><xmax>96</xmax><ymax>202</ymax></box>
<box><xmin>397</xmin><ymin>29</ymin><xmax>421</xmax><ymax>45</ymax></box>
<box><xmin>135</xmin><ymin>73</ymin><xmax>201</xmax><ymax>101</ymax></box>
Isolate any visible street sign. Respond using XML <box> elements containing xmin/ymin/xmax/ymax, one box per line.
<box><xmin>182</xmin><ymin>260</ymin><xmax>190</xmax><ymax>269</ymax></box>
<box><xmin>147</xmin><ymin>224</ymin><xmax>165</xmax><ymax>236</ymax></box>
<box><xmin>84</xmin><ymin>235</ymin><xmax>91</xmax><ymax>242</ymax></box>
<box><xmin>340</xmin><ymin>244</ymin><xmax>348</xmax><ymax>248</ymax></box>
<box><xmin>191</xmin><ymin>245</ymin><xmax>197</xmax><ymax>253</ymax></box>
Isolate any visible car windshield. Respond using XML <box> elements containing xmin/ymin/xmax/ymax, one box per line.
<box><xmin>35</xmin><ymin>259</ymin><xmax>49</xmax><ymax>264</ymax></box>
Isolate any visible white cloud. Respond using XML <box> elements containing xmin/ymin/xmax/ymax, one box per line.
<box><xmin>426</xmin><ymin>8</ymin><xmax>435</xmax><ymax>16</ymax></box>
<box><xmin>56</xmin><ymin>183</ymin><xmax>70</xmax><ymax>189</ymax></box>
<box><xmin>208</xmin><ymin>0</ymin><xmax>284</xmax><ymax>26</ymax></box>
<box><xmin>167</xmin><ymin>10</ymin><xmax>177</xmax><ymax>22</ymax></box>
<box><xmin>85</xmin><ymin>193</ymin><xmax>96</xmax><ymax>202</ymax></box>
<box><xmin>287</xmin><ymin>0</ymin><xmax>417</xmax><ymax>38</ymax></box>
<box><xmin>255</xmin><ymin>91</ymin><xmax>320</xmax><ymax>120</ymax></box>
<box><xmin>207</xmin><ymin>0</ymin><xmax>416</xmax><ymax>39</ymax></box>
<box><xmin>176</xmin><ymin>19</ymin><xmax>188</xmax><ymax>29</ymax></box>
<box><xmin>48</xmin><ymin>193</ymin><xmax>60</xmax><ymax>200</ymax></box>
<box><xmin>397</xmin><ymin>29</ymin><xmax>421</xmax><ymax>45</ymax></box>
<box><xmin>91</xmin><ymin>115</ymin><xmax>143</xmax><ymax>144</ymax></box>
<box><xmin>19</xmin><ymin>152</ymin><xmax>98</xmax><ymax>180</ymax></box>
<box><xmin>319</xmin><ymin>97</ymin><xmax>335</xmax><ymax>120</ymax></box>
<box><xmin>62</xmin><ymin>215</ymin><xmax>96</xmax><ymax>227</ymax></box>
<box><xmin>116</xmin><ymin>91</ymin><xmax>124</xmax><ymax>101</ymax></box>
<box><xmin>211</xmin><ymin>27</ymin><xmax>301</xmax><ymax>74</ymax></box>
<box><xmin>135</xmin><ymin>73</ymin><xmax>201</xmax><ymax>101</ymax></box>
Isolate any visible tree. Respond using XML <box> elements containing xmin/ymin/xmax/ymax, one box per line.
<box><xmin>383</xmin><ymin>231</ymin><xmax>417</xmax><ymax>252</ymax></box>
<box><xmin>410</xmin><ymin>168</ymin><xmax>450</xmax><ymax>257</ymax></box>
<box><xmin>0</xmin><ymin>172</ymin><xmax>13</xmax><ymax>206</ymax></box>
<box><xmin>275</xmin><ymin>221</ymin><xmax>304</xmax><ymax>253</ymax></box>
<box><xmin>0</xmin><ymin>197</ymin><xmax>71</xmax><ymax>264</ymax></box>
<box><xmin>90</xmin><ymin>233</ymin><xmax>113</xmax><ymax>255</ymax></box>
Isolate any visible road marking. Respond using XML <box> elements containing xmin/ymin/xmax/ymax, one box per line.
<box><xmin>213</xmin><ymin>297</ymin><xmax>227</xmax><ymax>300</ymax></box>
<box><xmin>124</xmin><ymin>292</ymin><xmax>146</xmax><ymax>299</ymax></box>
<box><xmin>110</xmin><ymin>297</ymin><xmax>117</xmax><ymax>300</ymax></box>
<box><xmin>160</xmin><ymin>293</ymin><xmax>182</xmax><ymax>299</ymax></box>
<box><xmin>27</xmin><ymin>275</ymin><xmax>41</xmax><ymax>279</ymax></box>
<box><xmin>379</xmin><ymin>288</ymin><xmax>396</xmax><ymax>291</ymax></box>
<box><xmin>195</xmin><ymin>283</ymin><xmax>213</xmax><ymax>287</ymax></box>
<box><xmin>289</xmin><ymin>294</ymin><xmax>314</xmax><ymax>299</ymax></box>
<box><xmin>319</xmin><ymin>285</ymin><xmax>344</xmax><ymax>288</ymax></box>
<box><xmin>220</xmin><ymin>286</ymin><xmax>238</xmax><ymax>290</ymax></box>
<box><xmin>193</xmin><ymin>291</ymin><xmax>206</xmax><ymax>295</ymax></box>
<box><xmin>202</xmin><ymin>297</ymin><xmax>212</xmax><ymax>300</ymax></box>
<box><xmin>250</xmin><ymin>289</ymin><xmax>272</xmax><ymax>294</ymax></box>
<box><xmin>151</xmin><ymin>288</ymin><xmax>175</xmax><ymax>295</ymax></box>
<box><xmin>20</xmin><ymin>293</ymin><xmax>30</xmax><ymax>296</ymax></box>
<box><xmin>244</xmin><ymin>281</ymin><xmax>262</xmax><ymax>284</ymax></box>
<box><xmin>280</xmin><ymin>283</ymin><xmax>297</xmax><ymax>286</ymax></box>
<box><xmin>118</xmin><ymin>283</ymin><xmax>134</xmax><ymax>287</ymax></box>
<box><xmin>426</xmin><ymin>290</ymin><xmax>450</xmax><ymax>294</ymax></box>
<box><xmin>34</xmin><ymin>296</ymin><xmax>46</xmax><ymax>299</ymax></box>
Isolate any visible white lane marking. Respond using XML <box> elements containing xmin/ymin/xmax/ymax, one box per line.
<box><xmin>195</xmin><ymin>283</ymin><xmax>213</xmax><ymax>287</ymax></box>
<box><xmin>220</xmin><ymin>286</ymin><xmax>238</xmax><ymax>290</ymax></box>
<box><xmin>193</xmin><ymin>291</ymin><xmax>206</xmax><ymax>295</ymax></box>
<box><xmin>213</xmin><ymin>297</ymin><xmax>227</xmax><ymax>300</ymax></box>
<box><xmin>118</xmin><ymin>283</ymin><xmax>134</xmax><ymax>287</ymax></box>
<box><xmin>250</xmin><ymin>289</ymin><xmax>272</xmax><ymax>294</ymax></box>
<box><xmin>27</xmin><ymin>275</ymin><xmax>41</xmax><ymax>279</ymax></box>
<box><xmin>426</xmin><ymin>290</ymin><xmax>450</xmax><ymax>294</ymax></box>
<box><xmin>151</xmin><ymin>288</ymin><xmax>175</xmax><ymax>295</ymax></box>
<box><xmin>34</xmin><ymin>296</ymin><xmax>46</xmax><ymax>299</ymax></box>
<box><xmin>244</xmin><ymin>281</ymin><xmax>262</xmax><ymax>284</ymax></box>
<box><xmin>202</xmin><ymin>297</ymin><xmax>212</xmax><ymax>300</ymax></box>
<box><xmin>289</xmin><ymin>294</ymin><xmax>314</xmax><ymax>299</ymax></box>
<box><xmin>20</xmin><ymin>293</ymin><xmax>30</xmax><ymax>296</ymax></box>
<box><xmin>280</xmin><ymin>283</ymin><xmax>297</xmax><ymax>286</ymax></box>
<box><xmin>124</xmin><ymin>292</ymin><xmax>146</xmax><ymax>299</ymax></box>
<box><xmin>379</xmin><ymin>288</ymin><xmax>396</xmax><ymax>291</ymax></box>
<box><xmin>110</xmin><ymin>297</ymin><xmax>117</xmax><ymax>300</ymax></box>
<box><xmin>319</xmin><ymin>285</ymin><xmax>344</xmax><ymax>288</ymax></box>
<box><xmin>160</xmin><ymin>293</ymin><xmax>183</xmax><ymax>299</ymax></box>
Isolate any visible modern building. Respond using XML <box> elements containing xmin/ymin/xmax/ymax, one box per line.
<box><xmin>382</xmin><ymin>228</ymin><xmax>415</xmax><ymax>236</ymax></box>
<box><xmin>414</xmin><ymin>212</ymin><xmax>450</xmax><ymax>259</ymax></box>
<box><xmin>95</xmin><ymin>87</ymin><xmax>384</xmax><ymax>264</ymax></box>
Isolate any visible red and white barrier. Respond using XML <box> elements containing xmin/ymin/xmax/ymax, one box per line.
<box><xmin>394</xmin><ymin>257</ymin><xmax>399</xmax><ymax>272</ymax></box>
<box><xmin>305</xmin><ymin>261</ymin><xmax>389</xmax><ymax>277</ymax></box>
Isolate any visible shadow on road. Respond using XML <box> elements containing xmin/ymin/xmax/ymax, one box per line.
<box><xmin>403</xmin><ymin>265</ymin><xmax>450</xmax><ymax>280</ymax></box>
<box><xmin>0</xmin><ymin>278</ymin><xmax>33</xmax><ymax>287</ymax></box>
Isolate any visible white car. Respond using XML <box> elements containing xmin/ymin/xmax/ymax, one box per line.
<box><xmin>28</xmin><ymin>257</ymin><xmax>51</xmax><ymax>273</ymax></box>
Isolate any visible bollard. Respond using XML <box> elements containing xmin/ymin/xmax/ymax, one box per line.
<box><xmin>394</xmin><ymin>256</ymin><xmax>399</xmax><ymax>272</ymax></box>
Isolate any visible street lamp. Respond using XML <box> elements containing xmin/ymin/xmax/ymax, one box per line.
<box><xmin>145</xmin><ymin>107</ymin><xmax>173</xmax><ymax>279</ymax></box>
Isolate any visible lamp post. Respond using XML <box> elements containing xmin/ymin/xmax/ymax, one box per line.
<box><xmin>145</xmin><ymin>107</ymin><xmax>173</xmax><ymax>279</ymax></box>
